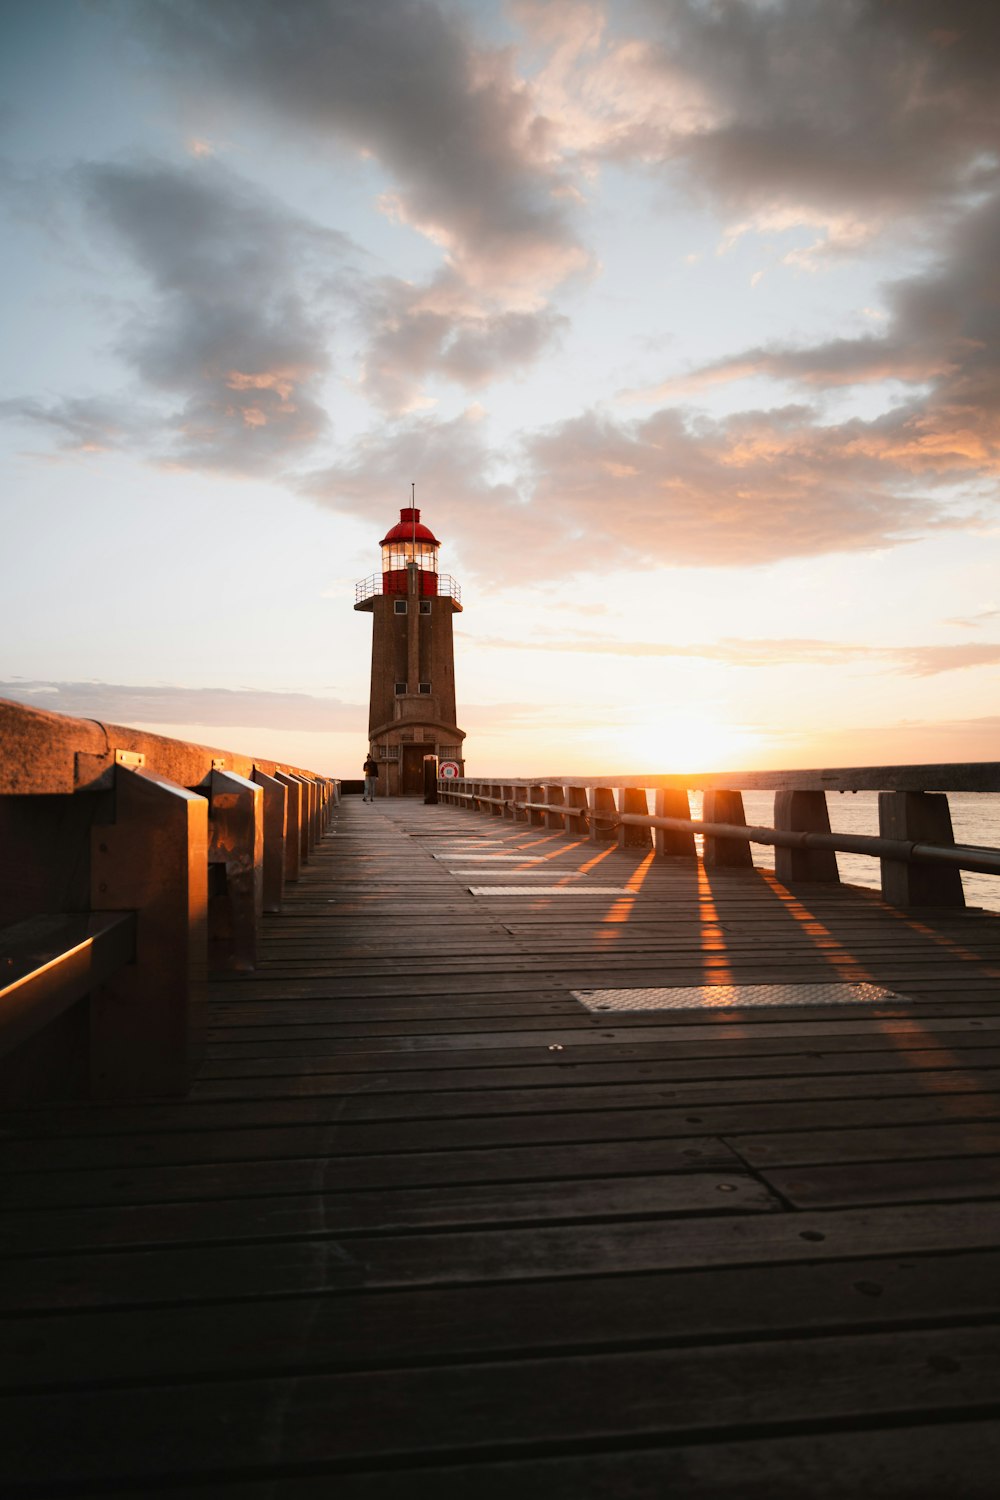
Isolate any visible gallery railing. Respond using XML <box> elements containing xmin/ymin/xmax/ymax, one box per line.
<box><xmin>354</xmin><ymin>573</ymin><xmax>462</xmax><ymax>605</ymax></box>
<box><xmin>0</xmin><ymin>697</ymin><xmax>339</xmax><ymax>1104</ymax></box>
<box><xmin>438</xmin><ymin>764</ymin><xmax>1000</xmax><ymax>909</ymax></box>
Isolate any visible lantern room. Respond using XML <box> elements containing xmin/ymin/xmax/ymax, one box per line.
<box><xmin>381</xmin><ymin>508</ymin><xmax>439</xmax><ymax>596</ymax></box>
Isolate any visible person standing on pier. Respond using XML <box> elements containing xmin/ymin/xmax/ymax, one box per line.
<box><xmin>363</xmin><ymin>753</ymin><xmax>379</xmax><ymax>802</ymax></box>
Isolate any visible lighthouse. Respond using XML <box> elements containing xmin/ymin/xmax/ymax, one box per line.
<box><xmin>354</xmin><ymin>502</ymin><xmax>466</xmax><ymax>795</ymax></box>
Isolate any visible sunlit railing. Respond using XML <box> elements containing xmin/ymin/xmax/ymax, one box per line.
<box><xmin>355</xmin><ymin>573</ymin><xmax>461</xmax><ymax>604</ymax></box>
<box><xmin>0</xmin><ymin>697</ymin><xmax>339</xmax><ymax>1103</ymax></box>
<box><xmin>438</xmin><ymin>765</ymin><xmax>1000</xmax><ymax>910</ymax></box>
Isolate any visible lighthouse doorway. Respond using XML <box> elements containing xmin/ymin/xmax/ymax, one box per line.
<box><xmin>400</xmin><ymin>744</ymin><xmax>426</xmax><ymax>796</ymax></box>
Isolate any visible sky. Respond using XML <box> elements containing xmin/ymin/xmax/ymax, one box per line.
<box><xmin>2</xmin><ymin>0</ymin><xmax>999</xmax><ymax>778</ymax></box>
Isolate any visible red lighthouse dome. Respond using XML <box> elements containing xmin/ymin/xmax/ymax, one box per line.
<box><xmin>380</xmin><ymin>507</ymin><xmax>441</xmax><ymax>596</ymax></box>
<box><xmin>379</xmin><ymin>507</ymin><xmax>440</xmax><ymax>548</ymax></box>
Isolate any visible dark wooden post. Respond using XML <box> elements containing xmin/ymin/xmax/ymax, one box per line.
<box><xmin>566</xmin><ymin>785</ymin><xmax>589</xmax><ymax>836</ymax></box>
<box><xmin>274</xmin><ymin>772</ymin><xmax>302</xmax><ymax>882</ymax></box>
<box><xmin>527</xmin><ymin>784</ymin><xmax>545</xmax><ymax>827</ymax></box>
<box><xmin>512</xmin><ymin>786</ymin><xmax>528</xmax><ymax>823</ymax></box>
<box><xmin>502</xmin><ymin>784</ymin><xmax>515</xmax><ymax>820</ymax></box>
<box><xmin>490</xmin><ymin>783</ymin><xmax>503</xmax><ymax>817</ymax></box>
<box><xmin>702</xmin><ymin>789</ymin><xmax>753</xmax><ymax>869</ymax></box>
<box><xmin>207</xmin><ymin>770</ymin><xmax>263</xmax><ymax>972</ymax></box>
<box><xmin>654</xmin><ymin>788</ymin><xmax>696</xmax><ymax>857</ymax></box>
<box><xmin>544</xmin><ymin>783</ymin><xmax>566</xmax><ymax>831</ymax></box>
<box><xmin>89</xmin><ymin>766</ymin><xmax>207</xmax><ymax>1098</ymax></box>
<box><xmin>590</xmin><ymin>786</ymin><xmax>617</xmax><ymax>842</ymax></box>
<box><xmin>774</xmin><ymin>790</ymin><xmax>840</xmax><ymax>884</ymax></box>
<box><xmin>304</xmin><ymin>778</ymin><xmax>318</xmax><ymax>851</ymax></box>
<box><xmin>293</xmin><ymin>774</ymin><xmax>311</xmax><ymax>864</ymax></box>
<box><xmin>423</xmin><ymin>755</ymin><xmax>439</xmax><ymax>803</ymax></box>
<box><xmin>252</xmin><ymin>768</ymin><xmax>287</xmax><ymax>913</ymax></box>
<box><xmin>879</xmin><ymin>791</ymin><xmax>965</xmax><ymax>908</ymax></box>
<box><xmin>618</xmin><ymin>787</ymin><xmax>652</xmax><ymax>849</ymax></box>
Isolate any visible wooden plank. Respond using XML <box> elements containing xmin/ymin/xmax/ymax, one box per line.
<box><xmin>12</xmin><ymin>1061</ymin><xmax>999</xmax><ymax>1130</ymax></box>
<box><xmin>729</xmin><ymin>1119</ymin><xmax>1000</xmax><ymax>1168</ymax></box>
<box><xmin>6</xmin><ymin>1091</ymin><xmax>1000</xmax><ymax>1174</ymax></box>
<box><xmin>3</xmin><ymin>1325</ymin><xmax>1000</xmax><ymax>1488</ymax></box>
<box><xmin>0</xmin><ymin>1136</ymin><xmax>741</xmax><ymax>1209</ymax></box>
<box><xmin>96</xmin><ymin>1422</ymin><xmax>1000</xmax><ymax>1500</ymax></box>
<box><xmin>0</xmin><ymin>1171</ymin><xmax>780</xmax><ymax>1255</ymax></box>
<box><xmin>200</xmin><ymin>1024</ymin><xmax>1000</xmax><ymax>1071</ymax></box>
<box><xmin>763</xmin><ymin>1155</ymin><xmax>1000</xmax><ymax>1208</ymax></box>
<box><xmin>8</xmin><ymin>1248</ymin><xmax>1000</xmax><ymax>1391</ymax></box>
<box><xmin>8</xmin><ymin>1201</ymin><xmax>1000</xmax><ymax>1311</ymax></box>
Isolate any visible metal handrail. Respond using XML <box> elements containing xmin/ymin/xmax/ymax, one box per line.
<box><xmin>355</xmin><ymin>574</ymin><xmax>462</xmax><ymax>605</ymax></box>
<box><xmin>440</xmin><ymin>774</ymin><xmax>1000</xmax><ymax>883</ymax></box>
<box><xmin>618</xmin><ymin>812</ymin><xmax>1000</xmax><ymax>876</ymax></box>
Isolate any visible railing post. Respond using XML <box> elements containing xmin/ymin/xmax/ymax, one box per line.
<box><xmin>274</xmin><ymin>771</ymin><xmax>303</xmax><ymax>882</ymax></box>
<box><xmin>527</xmin><ymin>784</ymin><xmax>545</xmax><ymax>828</ymax></box>
<box><xmin>423</xmin><ymin>755</ymin><xmax>439</xmax><ymax>804</ymax></box>
<box><xmin>544</xmin><ymin>783</ymin><xmax>566</xmax><ymax>831</ymax></box>
<box><xmin>207</xmin><ymin>770</ymin><xmax>263</xmax><ymax>972</ymax></box>
<box><xmin>590</xmin><ymin>786</ymin><xmax>616</xmax><ymax>842</ymax></box>
<box><xmin>774</xmin><ymin>790</ymin><xmax>840</xmax><ymax>884</ymax></box>
<box><xmin>89</xmin><ymin>766</ymin><xmax>207</xmax><ymax>1098</ymax></box>
<box><xmin>502</xmin><ymin>784</ymin><xmax>515</xmax><ymax>820</ymax></box>
<box><xmin>702</xmin><ymin>789</ymin><xmax>753</xmax><ymax>868</ymax></box>
<box><xmin>654</xmin><ymin>788</ymin><xmax>696</xmax><ymax>857</ymax></box>
<box><xmin>303</xmin><ymin>778</ymin><xmax>318</xmax><ymax>852</ymax></box>
<box><xmin>618</xmin><ymin>786</ymin><xmax>652</xmax><ymax>849</ymax></box>
<box><xmin>293</xmin><ymin>774</ymin><xmax>311</xmax><ymax>865</ymax></box>
<box><xmin>879</xmin><ymin>791</ymin><xmax>966</xmax><ymax>908</ymax></box>
<box><xmin>490</xmin><ymin>782</ymin><xmax>503</xmax><ymax>817</ymax></box>
<box><xmin>512</xmin><ymin>785</ymin><xmax>528</xmax><ymax>823</ymax></box>
<box><xmin>252</xmin><ymin>768</ymin><xmax>287</xmax><ymax>913</ymax></box>
<box><xmin>566</xmin><ymin>785</ymin><xmax>589</xmax><ymax>836</ymax></box>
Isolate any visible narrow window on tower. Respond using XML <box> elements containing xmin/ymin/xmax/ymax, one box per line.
<box><xmin>394</xmin><ymin>599</ymin><xmax>407</xmax><ymax>614</ymax></box>
<box><xmin>419</xmin><ymin>600</ymin><xmax>431</xmax><ymax>614</ymax></box>
<box><xmin>394</xmin><ymin>682</ymin><xmax>407</xmax><ymax>695</ymax></box>
<box><xmin>418</xmin><ymin>682</ymin><xmax>431</xmax><ymax>694</ymax></box>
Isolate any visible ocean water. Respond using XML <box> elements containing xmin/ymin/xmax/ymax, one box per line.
<box><xmin>666</xmin><ymin>790</ymin><xmax>1000</xmax><ymax>913</ymax></box>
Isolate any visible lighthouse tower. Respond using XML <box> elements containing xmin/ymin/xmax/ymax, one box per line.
<box><xmin>354</xmin><ymin>502</ymin><xmax>466</xmax><ymax>795</ymax></box>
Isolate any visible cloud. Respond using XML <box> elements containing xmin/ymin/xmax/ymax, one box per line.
<box><xmin>471</xmin><ymin>634</ymin><xmax>1000</xmax><ymax>677</ymax></box>
<box><xmin>624</xmin><ymin>189</ymin><xmax>1000</xmax><ymax>514</ymax></box>
<box><xmin>2</xmin><ymin>156</ymin><xmax>360</xmax><ymax>470</ymax></box>
<box><xmin>357</xmin><ymin>272</ymin><xmax>568</xmax><ymax>412</ymax></box>
<box><xmin>301</xmin><ymin>405</ymin><xmax>531</xmax><ymax>571</ymax></box>
<box><xmin>135</xmin><ymin>0</ymin><xmax>588</xmax><ymax>292</ymax></box>
<box><xmin>129</xmin><ymin>0</ymin><xmax>592</xmax><ymax>411</ymax></box>
<box><xmin>301</xmin><ymin>390</ymin><xmax>975</xmax><ymax>583</ymax></box>
<box><xmin>0</xmin><ymin>395</ymin><xmax>155</xmax><ymax>455</ymax></box>
<box><xmin>947</xmin><ymin>607</ymin><xmax>1000</xmax><ymax>628</ymax></box>
<box><xmin>889</xmin><ymin>643</ymin><xmax>1000</xmax><ymax>677</ymax></box>
<box><xmin>70</xmin><ymin>157</ymin><xmax>355</xmax><ymax>471</ymax></box>
<box><xmin>0</xmin><ymin>680</ymin><xmax>363</xmax><ymax>731</ymax></box>
<box><xmin>519</xmin><ymin>0</ymin><xmax>1000</xmax><ymax>247</ymax></box>
<box><xmin>521</xmin><ymin>403</ymin><xmax>948</xmax><ymax>570</ymax></box>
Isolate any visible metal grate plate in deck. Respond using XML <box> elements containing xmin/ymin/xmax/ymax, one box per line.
<box><xmin>433</xmin><ymin>853</ymin><xmax>545</xmax><ymax>861</ymax></box>
<box><xmin>453</xmin><ymin>870</ymin><xmax>583</xmax><ymax>878</ymax></box>
<box><xmin>573</xmin><ymin>981</ymin><xmax>910</xmax><ymax>1010</ymax></box>
<box><xmin>470</xmin><ymin>887</ymin><xmax>636</xmax><ymax>896</ymax></box>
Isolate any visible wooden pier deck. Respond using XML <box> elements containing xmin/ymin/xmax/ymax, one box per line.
<box><xmin>4</xmin><ymin>795</ymin><xmax>1000</xmax><ymax>1495</ymax></box>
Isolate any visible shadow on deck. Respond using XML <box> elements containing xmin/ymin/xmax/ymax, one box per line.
<box><xmin>2</xmin><ymin>796</ymin><xmax>1000</xmax><ymax>1495</ymax></box>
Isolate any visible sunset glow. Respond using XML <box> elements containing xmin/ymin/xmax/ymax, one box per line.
<box><xmin>2</xmin><ymin>2</ymin><xmax>998</xmax><ymax>777</ymax></box>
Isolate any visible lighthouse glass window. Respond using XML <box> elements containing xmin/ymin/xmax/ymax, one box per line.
<box><xmin>382</xmin><ymin>540</ymin><xmax>438</xmax><ymax>573</ymax></box>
